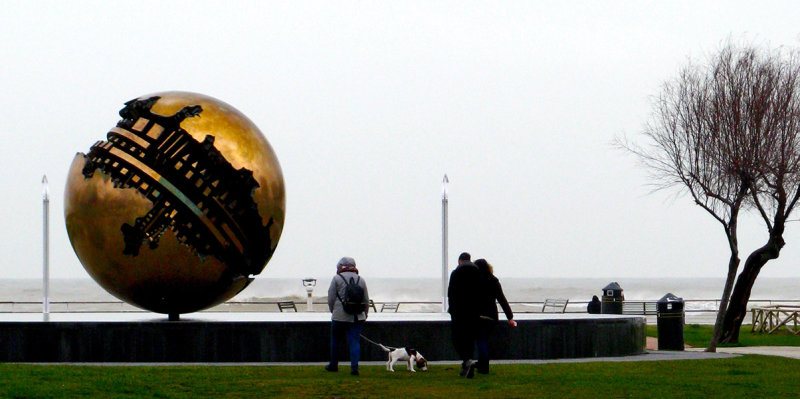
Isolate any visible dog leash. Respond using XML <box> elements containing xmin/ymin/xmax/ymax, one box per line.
<box><xmin>359</xmin><ymin>334</ymin><xmax>398</xmax><ymax>351</ymax></box>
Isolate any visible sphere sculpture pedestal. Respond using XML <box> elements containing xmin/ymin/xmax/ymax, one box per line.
<box><xmin>0</xmin><ymin>313</ymin><xmax>646</xmax><ymax>362</ymax></box>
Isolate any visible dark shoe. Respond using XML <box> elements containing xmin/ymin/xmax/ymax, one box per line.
<box><xmin>466</xmin><ymin>362</ymin><xmax>477</xmax><ymax>379</ymax></box>
<box><xmin>325</xmin><ymin>364</ymin><xmax>338</xmax><ymax>372</ymax></box>
<box><xmin>477</xmin><ymin>368</ymin><xmax>489</xmax><ymax>375</ymax></box>
<box><xmin>350</xmin><ymin>369</ymin><xmax>359</xmax><ymax>376</ymax></box>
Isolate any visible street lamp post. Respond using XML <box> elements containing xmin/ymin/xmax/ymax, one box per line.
<box><xmin>42</xmin><ymin>175</ymin><xmax>50</xmax><ymax>322</ymax></box>
<box><xmin>441</xmin><ymin>174</ymin><xmax>449</xmax><ymax>313</ymax></box>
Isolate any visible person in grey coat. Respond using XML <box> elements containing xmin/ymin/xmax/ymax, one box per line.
<box><xmin>325</xmin><ymin>256</ymin><xmax>369</xmax><ymax>376</ymax></box>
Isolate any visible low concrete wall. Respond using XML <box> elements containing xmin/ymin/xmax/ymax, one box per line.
<box><xmin>0</xmin><ymin>316</ymin><xmax>645</xmax><ymax>362</ymax></box>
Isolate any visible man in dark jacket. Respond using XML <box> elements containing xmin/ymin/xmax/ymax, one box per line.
<box><xmin>447</xmin><ymin>252</ymin><xmax>482</xmax><ymax>378</ymax></box>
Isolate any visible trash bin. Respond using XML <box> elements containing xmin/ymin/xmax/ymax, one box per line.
<box><xmin>601</xmin><ymin>282</ymin><xmax>624</xmax><ymax>314</ymax></box>
<box><xmin>657</xmin><ymin>293</ymin><xmax>684</xmax><ymax>351</ymax></box>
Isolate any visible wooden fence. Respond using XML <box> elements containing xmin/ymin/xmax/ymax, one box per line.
<box><xmin>751</xmin><ymin>305</ymin><xmax>800</xmax><ymax>335</ymax></box>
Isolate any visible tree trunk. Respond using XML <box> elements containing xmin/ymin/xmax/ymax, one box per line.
<box><xmin>706</xmin><ymin>252</ymin><xmax>739</xmax><ymax>352</ymax></box>
<box><xmin>719</xmin><ymin>234</ymin><xmax>784</xmax><ymax>344</ymax></box>
<box><xmin>707</xmin><ymin>209</ymin><xmax>744</xmax><ymax>353</ymax></box>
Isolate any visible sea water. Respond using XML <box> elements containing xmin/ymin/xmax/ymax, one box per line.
<box><xmin>1</xmin><ymin>277</ymin><xmax>798</xmax><ymax>307</ymax></box>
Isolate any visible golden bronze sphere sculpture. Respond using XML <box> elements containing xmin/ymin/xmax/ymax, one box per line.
<box><xmin>65</xmin><ymin>92</ymin><xmax>285</xmax><ymax>317</ymax></box>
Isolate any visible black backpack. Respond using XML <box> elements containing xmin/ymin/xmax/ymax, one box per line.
<box><xmin>337</xmin><ymin>274</ymin><xmax>367</xmax><ymax>315</ymax></box>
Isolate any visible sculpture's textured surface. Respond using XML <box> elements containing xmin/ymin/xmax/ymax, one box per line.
<box><xmin>65</xmin><ymin>92</ymin><xmax>285</xmax><ymax>314</ymax></box>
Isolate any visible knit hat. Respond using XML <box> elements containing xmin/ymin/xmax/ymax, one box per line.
<box><xmin>337</xmin><ymin>257</ymin><xmax>356</xmax><ymax>268</ymax></box>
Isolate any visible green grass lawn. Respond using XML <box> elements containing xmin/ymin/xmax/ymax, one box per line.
<box><xmin>646</xmin><ymin>324</ymin><xmax>800</xmax><ymax>348</ymax></box>
<box><xmin>1</xmin><ymin>356</ymin><xmax>798</xmax><ymax>398</ymax></box>
<box><xmin>3</xmin><ymin>324</ymin><xmax>797</xmax><ymax>398</ymax></box>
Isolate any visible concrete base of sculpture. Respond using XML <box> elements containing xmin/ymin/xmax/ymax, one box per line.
<box><xmin>0</xmin><ymin>313</ymin><xmax>645</xmax><ymax>362</ymax></box>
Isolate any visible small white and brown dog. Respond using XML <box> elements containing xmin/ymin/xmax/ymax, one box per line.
<box><xmin>377</xmin><ymin>343</ymin><xmax>428</xmax><ymax>372</ymax></box>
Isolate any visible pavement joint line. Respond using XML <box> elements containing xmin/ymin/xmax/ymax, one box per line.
<box><xmin>10</xmin><ymin>350</ymin><xmax>741</xmax><ymax>367</ymax></box>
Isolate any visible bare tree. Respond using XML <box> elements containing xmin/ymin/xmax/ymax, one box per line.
<box><xmin>621</xmin><ymin>42</ymin><xmax>800</xmax><ymax>349</ymax></box>
<box><xmin>719</xmin><ymin>47</ymin><xmax>800</xmax><ymax>343</ymax></box>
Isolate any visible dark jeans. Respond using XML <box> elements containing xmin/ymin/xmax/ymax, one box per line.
<box><xmin>476</xmin><ymin>319</ymin><xmax>495</xmax><ymax>373</ymax></box>
<box><xmin>329</xmin><ymin>320</ymin><xmax>364</xmax><ymax>371</ymax></box>
<box><xmin>450</xmin><ymin>317</ymin><xmax>478</xmax><ymax>365</ymax></box>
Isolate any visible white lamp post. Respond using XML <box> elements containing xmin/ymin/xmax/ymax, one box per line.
<box><xmin>42</xmin><ymin>175</ymin><xmax>50</xmax><ymax>322</ymax></box>
<box><xmin>441</xmin><ymin>174</ymin><xmax>449</xmax><ymax>313</ymax></box>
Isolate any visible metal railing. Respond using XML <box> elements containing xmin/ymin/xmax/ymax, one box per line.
<box><xmin>2</xmin><ymin>299</ymin><xmax>799</xmax><ymax>314</ymax></box>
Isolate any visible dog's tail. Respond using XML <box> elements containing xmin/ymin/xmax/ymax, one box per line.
<box><xmin>360</xmin><ymin>334</ymin><xmax>396</xmax><ymax>352</ymax></box>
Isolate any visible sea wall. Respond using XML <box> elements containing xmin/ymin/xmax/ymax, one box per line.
<box><xmin>0</xmin><ymin>315</ymin><xmax>645</xmax><ymax>362</ymax></box>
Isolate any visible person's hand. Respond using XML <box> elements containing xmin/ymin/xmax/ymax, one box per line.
<box><xmin>509</xmin><ymin>319</ymin><xmax>517</xmax><ymax>327</ymax></box>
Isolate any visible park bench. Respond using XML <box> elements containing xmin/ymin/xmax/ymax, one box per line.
<box><xmin>277</xmin><ymin>301</ymin><xmax>297</xmax><ymax>312</ymax></box>
<box><xmin>542</xmin><ymin>298</ymin><xmax>569</xmax><ymax>313</ymax></box>
<box><xmin>381</xmin><ymin>302</ymin><xmax>399</xmax><ymax>312</ymax></box>
<box><xmin>621</xmin><ymin>301</ymin><xmax>657</xmax><ymax>315</ymax></box>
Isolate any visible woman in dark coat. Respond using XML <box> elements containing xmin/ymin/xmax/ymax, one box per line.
<box><xmin>474</xmin><ymin>258</ymin><xmax>517</xmax><ymax>375</ymax></box>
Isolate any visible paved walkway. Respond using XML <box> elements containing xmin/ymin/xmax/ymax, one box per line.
<box><xmin>696</xmin><ymin>346</ymin><xmax>800</xmax><ymax>359</ymax></box>
<box><xmin>34</xmin><ymin>350</ymin><xmax>737</xmax><ymax>367</ymax></box>
<box><xmin>647</xmin><ymin>336</ymin><xmax>800</xmax><ymax>360</ymax></box>
<box><xmin>29</xmin><ymin>346</ymin><xmax>800</xmax><ymax>367</ymax></box>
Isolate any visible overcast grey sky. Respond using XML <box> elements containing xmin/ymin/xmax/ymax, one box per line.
<box><xmin>2</xmin><ymin>1</ymin><xmax>800</xmax><ymax>282</ymax></box>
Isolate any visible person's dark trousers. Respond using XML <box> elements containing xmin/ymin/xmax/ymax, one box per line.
<box><xmin>329</xmin><ymin>320</ymin><xmax>364</xmax><ymax>372</ymax></box>
<box><xmin>450</xmin><ymin>317</ymin><xmax>477</xmax><ymax>367</ymax></box>
<box><xmin>476</xmin><ymin>319</ymin><xmax>495</xmax><ymax>374</ymax></box>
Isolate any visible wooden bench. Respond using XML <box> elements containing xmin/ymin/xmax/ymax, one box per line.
<box><xmin>277</xmin><ymin>301</ymin><xmax>297</xmax><ymax>312</ymax></box>
<box><xmin>381</xmin><ymin>302</ymin><xmax>399</xmax><ymax>312</ymax></box>
<box><xmin>542</xmin><ymin>298</ymin><xmax>569</xmax><ymax>313</ymax></box>
<box><xmin>621</xmin><ymin>301</ymin><xmax>657</xmax><ymax>315</ymax></box>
